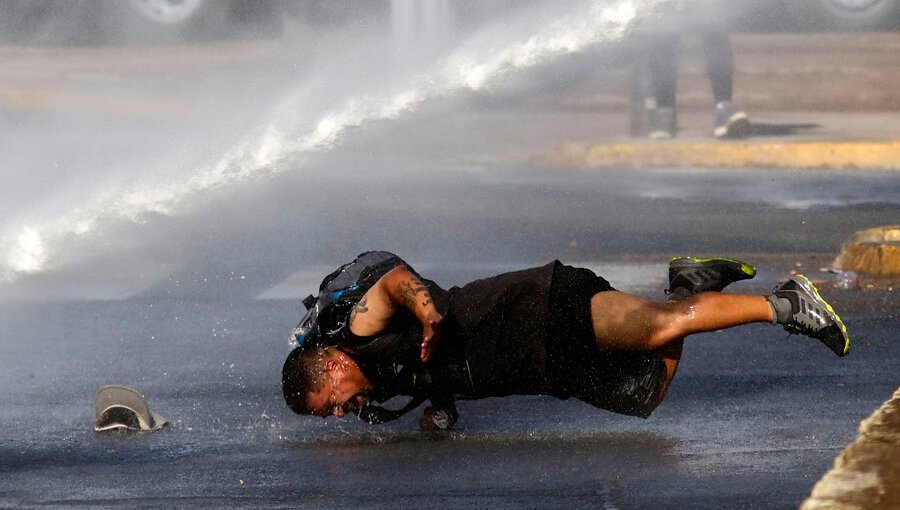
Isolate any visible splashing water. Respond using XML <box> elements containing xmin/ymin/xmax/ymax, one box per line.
<box><xmin>0</xmin><ymin>0</ymin><xmax>668</xmax><ymax>283</ymax></box>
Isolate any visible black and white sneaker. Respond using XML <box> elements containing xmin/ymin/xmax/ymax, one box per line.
<box><xmin>772</xmin><ymin>275</ymin><xmax>850</xmax><ymax>357</ymax></box>
<box><xmin>649</xmin><ymin>107</ymin><xmax>676</xmax><ymax>139</ymax></box>
<box><xmin>713</xmin><ymin>101</ymin><xmax>750</xmax><ymax>139</ymax></box>
<box><xmin>667</xmin><ymin>256</ymin><xmax>757</xmax><ymax>295</ymax></box>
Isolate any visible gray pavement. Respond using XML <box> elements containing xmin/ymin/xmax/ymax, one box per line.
<box><xmin>519</xmin><ymin>32</ymin><xmax>900</xmax><ymax>169</ymax></box>
<box><xmin>1</xmin><ymin>165</ymin><xmax>898</xmax><ymax>509</ymax></box>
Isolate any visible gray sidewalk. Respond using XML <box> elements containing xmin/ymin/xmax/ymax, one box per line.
<box><xmin>1</xmin><ymin>34</ymin><xmax>898</xmax><ymax>169</ymax></box>
<box><xmin>527</xmin><ymin>32</ymin><xmax>900</xmax><ymax>169</ymax></box>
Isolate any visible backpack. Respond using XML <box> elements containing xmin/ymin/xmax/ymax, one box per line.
<box><xmin>290</xmin><ymin>251</ymin><xmax>430</xmax><ymax>423</ymax></box>
<box><xmin>291</xmin><ymin>251</ymin><xmax>407</xmax><ymax>348</ymax></box>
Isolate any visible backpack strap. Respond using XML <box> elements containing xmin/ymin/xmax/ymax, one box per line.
<box><xmin>292</xmin><ymin>251</ymin><xmax>409</xmax><ymax>347</ymax></box>
<box><xmin>357</xmin><ymin>396</ymin><xmax>428</xmax><ymax>424</ymax></box>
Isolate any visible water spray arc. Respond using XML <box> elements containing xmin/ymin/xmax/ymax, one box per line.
<box><xmin>0</xmin><ymin>0</ymin><xmax>667</xmax><ymax>283</ymax></box>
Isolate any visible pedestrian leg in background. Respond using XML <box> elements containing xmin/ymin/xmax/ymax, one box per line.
<box><xmin>646</xmin><ymin>35</ymin><xmax>679</xmax><ymax>139</ymax></box>
<box><xmin>703</xmin><ymin>31</ymin><xmax>750</xmax><ymax>139</ymax></box>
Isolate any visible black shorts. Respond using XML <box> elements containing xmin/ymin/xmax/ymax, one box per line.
<box><xmin>546</xmin><ymin>263</ymin><xmax>666</xmax><ymax>418</ymax></box>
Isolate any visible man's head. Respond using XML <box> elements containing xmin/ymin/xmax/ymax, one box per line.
<box><xmin>282</xmin><ymin>346</ymin><xmax>374</xmax><ymax>418</ymax></box>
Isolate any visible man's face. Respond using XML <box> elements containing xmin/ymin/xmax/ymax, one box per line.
<box><xmin>306</xmin><ymin>352</ymin><xmax>373</xmax><ymax>418</ymax></box>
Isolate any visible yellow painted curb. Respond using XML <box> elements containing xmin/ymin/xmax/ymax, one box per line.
<box><xmin>533</xmin><ymin>141</ymin><xmax>900</xmax><ymax>170</ymax></box>
<box><xmin>834</xmin><ymin>226</ymin><xmax>900</xmax><ymax>277</ymax></box>
<box><xmin>0</xmin><ymin>87</ymin><xmax>188</xmax><ymax>120</ymax></box>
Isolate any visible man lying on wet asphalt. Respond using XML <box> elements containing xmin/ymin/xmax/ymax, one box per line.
<box><xmin>282</xmin><ymin>252</ymin><xmax>849</xmax><ymax>430</ymax></box>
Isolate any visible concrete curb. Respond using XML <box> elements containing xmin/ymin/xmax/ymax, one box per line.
<box><xmin>0</xmin><ymin>87</ymin><xmax>188</xmax><ymax>120</ymax></box>
<box><xmin>531</xmin><ymin>141</ymin><xmax>900</xmax><ymax>170</ymax></box>
<box><xmin>834</xmin><ymin>226</ymin><xmax>900</xmax><ymax>277</ymax></box>
<box><xmin>800</xmin><ymin>387</ymin><xmax>900</xmax><ymax>510</ymax></box>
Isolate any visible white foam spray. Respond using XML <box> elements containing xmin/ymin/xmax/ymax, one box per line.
<box><xmin>0</xmin><ymin>0</ymin><xmax>668</xmax><ymax>283</ymax></box>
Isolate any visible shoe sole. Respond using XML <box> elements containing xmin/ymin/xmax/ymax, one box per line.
<box><xmin>790</xmin><ymin>275</ymin><xmax>850</xmax><ymax>357</ymax></box>
<box><xmin>714</xmin><ymin>113</ymin><xmax>750</xmax><ymax>139</ymax></box>
<box><xmin>670</xmin><ymin>256</ymin><xmax>757</xmax><ymax>279</ymax></box>
<box><xmin>667</xmin><ymin>256</ymin><xmax>757</xmax><ymax>295</ymax></box>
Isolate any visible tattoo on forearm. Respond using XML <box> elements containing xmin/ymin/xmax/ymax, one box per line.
<box><xmin>398</xmin><ymin>279</ymin><xmax>432</xmax><ymax>309</ymax></box>
<box><xmin>350</xmin><ymin>296</ymin><xmax>369</xmax><ymax>322</ymax></box>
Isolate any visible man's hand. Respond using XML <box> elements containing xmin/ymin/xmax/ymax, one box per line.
<box><xmin>420</xmin><ymin>315</ymin><xmax>442</xmax><ymax>363</ymax></box>
<box><xmin>419</xmin><ymin>403</ymin><xmax>458</xmax><ymax>431</ymax></box>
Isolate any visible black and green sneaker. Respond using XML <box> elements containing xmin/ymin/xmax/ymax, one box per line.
<box><xmin>771</xmin><ymin>275</ymin><xmax>850</xmax><ymax>357</ymax></box>
<box><xmin>667</xmin><ymin>256</ymin><xmax>757</xmax><ymax>295</ymax></box>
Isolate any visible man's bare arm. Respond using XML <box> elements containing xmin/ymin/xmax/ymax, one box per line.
<box><xmin>348</xmin><ymin>265</ymin><xmax>443</xmax><ymax>362</ymax></box>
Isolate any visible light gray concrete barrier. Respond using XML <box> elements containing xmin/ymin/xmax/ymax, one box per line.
<box><xmin>834</xmin><ymin>226</ymin><xmax>900</xmax><ymax>278</ymax></box>
<box><xmin>801</xmin><ymin>387</ymin><xmax>900</xmax><ymax>510</ymax></box>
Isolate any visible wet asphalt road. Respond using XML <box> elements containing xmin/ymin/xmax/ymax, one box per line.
<box><xmin>1</xmin><ymin>24</ymin><xmax>899</xmax><ymax>508</ymax></box>
<box><xmin>1</xmin><ymin>163</ymin><xmax>898</xmax><ymax>509</ymax></box>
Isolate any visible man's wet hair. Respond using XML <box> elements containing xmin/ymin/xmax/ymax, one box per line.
<box><xmin>282</xmin><ymin>346</ymin><xmax>330</xmax><ymax>415</ymax></box>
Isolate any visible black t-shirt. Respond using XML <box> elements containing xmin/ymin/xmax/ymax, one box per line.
<box><xmin>445</xmin><ymin>261</ymin><xmax>558</xmax><ymax>397</ymax></box>
<box><xmin>345</xmin><ymin>259</ymin><xmax>663</xmax><ymax>419</ymax></box>
<box><xmin>349</xmin><ymin>262</ymin><xmax>558</xmax><ymax>404</ymax></box>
